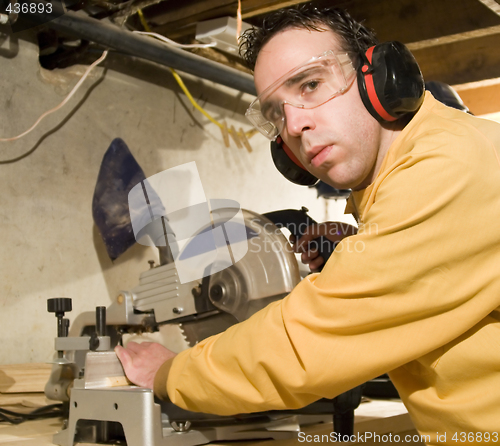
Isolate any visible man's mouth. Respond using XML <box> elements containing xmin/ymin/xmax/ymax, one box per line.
<box><xmin>307</xmin><ymin>145</ymin><xmax>333</xmax><ymax>168</ymax></box>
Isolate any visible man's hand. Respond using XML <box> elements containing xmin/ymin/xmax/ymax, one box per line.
<box><xmin>115</xmin><ymin>341</ymin><xmax>177</xmax><ymax>389</ymax></box>
<box><xmin>291</xmin><ymin>222</ymin><xmax>357</xmax><ymax>271</ymax></box>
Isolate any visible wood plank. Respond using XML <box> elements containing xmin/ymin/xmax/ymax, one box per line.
<box><xmin>310</xmin><ymin>0</ymin><xmax>500</xmax><ymax>43</ymax></box>
<box><xmin>0</xmin><ymin>364</ymin><xmax>52</xmax><ymax>394</ymax></box>
<box><xmin>123</xmin><ymin>0</ymin><xmax>500</xmax><ymax>113</ymax></box>
<box><xmin>454</xmin><ymin>78</ymin><xmax>500</xmax><ymax>115</ymax></box>
<box><xmin>148</xmin><ymin>0</ymin><xmax>500</xmax><ymax>42</ymax></box>
<box><xmin>240</xmin><ymin>0</ymin><xmax>309</xmax><ymax>18</ymax></box>
<box><xmin>145</xmin><ymin>0</ymin><xmax>235</xmax><ymax>26</ymax></box>
<box><xmin>481</xmin><ymin>111</ymin><xmax>500</xmax><ymax>121</ymax></box>
<box><xmin>412</xmin><ymin>33</ymin><xmax>500</xmax><ymax>85</ymax></box>
<box><xmin>477</xmin><ymin>0</ymin><xmax>500</xmax><ymax>16</ymax></box>
<box><xmin>0</xmin><ymin>418</ymin><xmax>62</xmax><ymax>446</ymax></box>
<box><xmin>0</xmin><ymin>392</ymin><xmax>50</xmax><ymax>407</ymax></box>
<box><xmin>406</xmin><ymin>24</ymin><xmax>500</xmax><ymax>50</ymax></box>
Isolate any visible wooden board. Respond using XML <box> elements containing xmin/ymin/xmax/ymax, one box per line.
<box><xmin>454</xmin><ymin>78</ymin><xmax>500</xmax><ymax>115</ymax></box>
<box><xmin>0</xmin><ymin>364</ymin><xmax>52</xmax><ymax>394</ymax></box>
<box><xmin>0</xmin><ymin>392</ymin><xmax>50</xmax><ymax>407</ymax></box>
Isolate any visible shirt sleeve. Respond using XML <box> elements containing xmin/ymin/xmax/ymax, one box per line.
<box><xmin>162</xmin><ymin>130</ymin><xmax>500</xmax><ymax>416</ymax></box>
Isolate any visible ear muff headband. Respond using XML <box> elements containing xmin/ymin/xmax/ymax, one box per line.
<box><xmin>357</xmin><ymin>41</ymin><xmax>425</xmax><ymax>123</ymax></box>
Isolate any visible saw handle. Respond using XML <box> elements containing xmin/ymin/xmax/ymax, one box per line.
<box><xmin>263</xmin><ymin>207</ymin><xmax>337</xmax><ymax>271</ymax></box>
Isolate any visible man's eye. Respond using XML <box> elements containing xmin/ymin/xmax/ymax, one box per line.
<box><xmin>264</xmin><ymin>106</ymin><xmax>282</xmax><ymax>123</ymax></box>
<box><xmin>301</xmin><ymin>80</ymin><xmax>320</xmax><ymax>94</ymax></box>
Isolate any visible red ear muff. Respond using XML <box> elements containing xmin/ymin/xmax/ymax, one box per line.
<box><xmin>357</xmin><ymin>41</ymin><xmax>425</xmax><ymax>123</ymax></box>
<box><xmin>270</xmin><ymin>137</ymin><xmax>318</xmax><ymax>186</ymax></box>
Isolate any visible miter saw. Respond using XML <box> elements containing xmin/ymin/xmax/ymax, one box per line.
<box><xmin>44</xmin><ymin>139</ymin><xmax>360</xmax><ymax>445</ymax></box>
<box><xmin>44</xmin><ymin>205</ymin><xmax>351</xmax><ymax>446</ymax></box>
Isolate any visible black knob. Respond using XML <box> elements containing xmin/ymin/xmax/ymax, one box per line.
<box><xmin>47</xmin><ymin>298</ymin><xmax>72</xmax><ymax>315</ymax></box>
<box><xmin>47</xmin><ymin>298</ymin><xmax>72</xmax><ymax>338</ymax></box>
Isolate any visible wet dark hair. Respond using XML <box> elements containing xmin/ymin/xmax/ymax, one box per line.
<box><xmin>239</xmin><ymin>3</ymin><xmax>378</xmax><ymax>71</ymax></box>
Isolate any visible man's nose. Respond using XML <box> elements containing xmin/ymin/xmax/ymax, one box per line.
<box><xmin>283</xmin><ymin>104</ymin><xmax>315</xmax><ymax>137</ymax></box>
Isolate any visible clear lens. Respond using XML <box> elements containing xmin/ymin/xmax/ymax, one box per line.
<box><xmin>245</xmin><ymin>107</ymin><xmax>280</xmax><ymax>140</ymax></box>
<box><xmin>245</xmin><ymin>51</ymin><xmax>355</xmax><ymax>140</ymax></box>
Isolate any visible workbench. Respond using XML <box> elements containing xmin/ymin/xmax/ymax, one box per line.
<box><xmin>0</xmin><ymin>399</ymin><xmax>424</xmax><ymax>446</ymax></box>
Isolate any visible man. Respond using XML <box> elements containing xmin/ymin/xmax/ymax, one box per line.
<box><xmin>116</xmin><ymin>4</ymin><xmax>500</xmax><ymax>441</ymax></box>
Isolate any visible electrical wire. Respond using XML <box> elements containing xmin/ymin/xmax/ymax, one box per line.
<box><xmin>133</xmin><ymin>31</ymin><xmax>216</xmax><ymax>49</ymax></box>
<box><xmin>0</xmin><ymin>50</ymin><xmax>108</xmax><ymax>142</ymax></box>
<box><xmin>136</xmin><ymin>9</ymin><xmax>256</xmax><ymax>149</ymax></box>
<box><xmin>0</xmin><ymin>11</ymin><xmax>256</xmax><ymax>149</ymax></box>
<box><xmin>134</xmin><ymin>11</ymin><xmax>224</xmax><ymax>130</ymax></box>
<box><xmin>0</xmin><ymin>403</ymin><xmax>65</xmax><ymax>424</ymax></box>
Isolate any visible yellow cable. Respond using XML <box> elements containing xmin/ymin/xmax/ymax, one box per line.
<box><xmin>136</xmin><ymin>9</ymin><xmax>256</xmax><ymax>141</ymax></box>
<box><xmin>137</xmin><ymin>9</ymin><xmax>151</xmax><ymax>32</ymax></box>
<box><xmin>168</xmin><ymin>68</ymin><xmax>224</xmax><ymax>129</ymax></box>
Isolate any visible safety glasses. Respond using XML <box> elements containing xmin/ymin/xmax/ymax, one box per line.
<box><xmin>246</xmin><ymin>51</ymin><xmax>356</xmax><ymax>140</ymax></box>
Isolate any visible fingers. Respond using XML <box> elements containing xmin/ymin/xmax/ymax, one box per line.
<box><xmin>290</xmin><ymin>221</ymin><xmax>356</xmax><ymax>272</ymax></box>
<box><xmin>290</xmin><ymin>223</ymin><xmax>328</xmax><ymax>253</ymax></box>
<box><xmin>291</xmin><ymin>231</ymin><xmax>319</xmax><ymax>252</ymax></box>
<box><xmin>290</xmin><ymin>224</ymin><xmax>324</xmax><ymax>272</ymax></box>
<box><xmin>115</xmin><ymin>342</ymin><xmax>177</xmax><ymax>369</ymax></box>
<box><xmin>300</xmin><ymin>249</ymin><xmax>324</xmax><ymax>270</ymax></box>
<box><xmin>114</xmin><ymin>342</ymin><xmax>176</xmax><ymax>389</ymax></box>
<box><xmin>125</xmin><ymin>341</ymin><xmax>151</xmax><ymax>354</ymax></box>
<box><xmin>300</xmin><ymin>246</ymin><xmax>319</xmax><ymax>263</ymax></box>
<box><xmin>292</xmin><ymin>235</ymin><xmax>325</xmax><ymax>257</ymax></box>
<box><xmin>114</xmin><ymin>345</ymin><xmax>131</xmax><ymax>368</ymax></box>
<box><xmin>114</xmin><ymin>342</ymin><xmax>151</xmax><ymax>373</ymax></box>
<box><xmin>291</xmin><ymin>222</ymin><xmax>358</xmax><ymax>253</ymax></box>
<box><xmin>291</xmin><ymin>234</ymin><xmax>315</xmax><ymax>254</ymax></box>
<box><xmin>307</xmin><ymin>255</ymin><xmax>325</xmax><ymax>272</ymax></box>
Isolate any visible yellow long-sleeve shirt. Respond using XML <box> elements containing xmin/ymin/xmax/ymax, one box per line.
<box><xmin>155</xmin><ymin>93</ymin><xmax>500</xmax><ymax>443</ymax></box>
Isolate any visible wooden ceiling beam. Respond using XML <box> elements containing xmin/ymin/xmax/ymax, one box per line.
<box><xmin>128</xmin><ymin>0</ymin><xmax>500</xmax><ymax>115</ymax></box>
<box><xmin>411</xmin><ymin>32</ymin><xmax>500</xmax><ymax>85</ymax></box>
<box><xmin>141</xmin><ymin>0</ymin><xmax>307</xmax><ymax>31</ymax></box>
<box><xmin>453</xmin><ymin>78</ymin><xmax>500</xmax><ymax>115</ymax></box>
<box><xmin>475</xmin><ymin>0</ymin><xmax>500</xmax><ymax>17</ymax></box>
<box><xmin>143</xmin><ymin>0</ymin><xmax>235</xmax><ymax>28</ymax></box>
<box><xmin>141</xmin><ymin>0</ymin><xmax>500</xmax><ymax>44</ymax></box>
<box><xmin>240</xmin><ymin>0</ymin><xmax>308</xmax><ymax>18</ymax></box>
<box><xmin>318</xmin><ymin>0</ymin><xmax>500</xmax><ymax>43</ymax></box>
<box><xmin>406</xmin><ymin>24</ymin><xmax>500</xmax><ymax>49</ymax></box>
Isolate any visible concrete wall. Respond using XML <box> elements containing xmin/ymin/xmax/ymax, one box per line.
<box><xmin>0</xmin><ymin>29</ymin><xmax>354</xmax><ymax>365</ymax></box>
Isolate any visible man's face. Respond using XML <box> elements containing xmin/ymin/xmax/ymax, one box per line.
<box><xmin>254</xmin><ymin>28</ymin><xmax>389</xmax><ymax>190</ymax></box>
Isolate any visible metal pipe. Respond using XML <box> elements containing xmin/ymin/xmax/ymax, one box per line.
<box><xmin>23</xmin><ymin>8</ymin><xmax>257</xmax><ymax>96</ymax></box>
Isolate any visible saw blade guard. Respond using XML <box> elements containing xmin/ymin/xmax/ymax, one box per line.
<box><xmin>206</xmin><ymin>208</ymin><xmax>301</xmax><ymax>321</ymax></box>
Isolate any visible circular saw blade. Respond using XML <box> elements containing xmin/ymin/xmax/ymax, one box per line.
<box><xmin>122</xmin><ymin>323</ymin><xmax>191</xmax><ymax>353</ymax></box>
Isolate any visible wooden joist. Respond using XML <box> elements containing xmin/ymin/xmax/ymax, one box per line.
<box><xmin>0</xmin><ymin>364</ymin><xmax>52</xmax><ymax>394</ymax></box>
<box><xmin>454</xmin><ymin>78</ymin><xmax>500</xmax><ymax>116</ymax></box>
